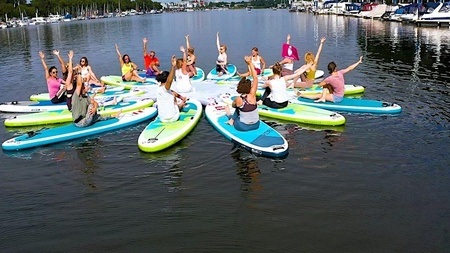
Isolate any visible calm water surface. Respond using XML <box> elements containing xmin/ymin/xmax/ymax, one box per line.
<box><xmin>0</xmin><ymin>10</ymin><xmax>449</xmax><ymax>252</ymax></box>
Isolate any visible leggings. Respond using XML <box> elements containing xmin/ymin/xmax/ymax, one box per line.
<box><xmin>228</xmin><ymin>109</ymin><xmax>260</xmax><ymax>131</ymax></box>
<box><xmin>260</xmin><ymin>87</ymin><xmax>288</xmax><ymax>109</ymax></box>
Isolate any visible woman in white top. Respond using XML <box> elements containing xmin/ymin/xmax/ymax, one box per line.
<box><xmin>259</xmin><ymin>62</ymin><xmax>312</xmax><ymax>109</ymax></box>
<box><xmin>238</xmin><ymin>47</ymin><xmax>266</xmax><ymax>77</ymax></box>
<box><xmin>156</xmin><ymin>56</ymin><xmax>187</xmax><ymax>123</ymax></box>
<box><xmin>75</xmin><ymin>56</ymin><xmax>105</xmax><ymax>92</ymax></box>
<box><xmin>174</xmin><ymin>46</ymin><xmax>193</xmax><ymax>93</ymax></box>
<box><xmin>215</xmin><ymin>32</ymin><xmax>228</xmax><ymax>76</ymax></box>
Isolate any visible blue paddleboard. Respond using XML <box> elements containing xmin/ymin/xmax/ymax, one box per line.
<box><xmin>294</xmin><ymin>97</ymin><xmax>402</xmax><ymax>114</ymax></box>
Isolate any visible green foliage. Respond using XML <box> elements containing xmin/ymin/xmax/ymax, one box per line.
<box><xmin>0</xmin><ymin>0</ymin><xmax>161</xmax><ymax>21</ymax></box>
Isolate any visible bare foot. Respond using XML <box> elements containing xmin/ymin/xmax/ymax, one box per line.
<box><xmin>314</xmin><ymin>98</ymin><xmax>326</xmax><ymax>103</ymax></box>
<box><xmin>227</xmin><ymin>119</ymin><xmax>234</xmax><ymax>125</ymax></box>
<box><xmin>257</xmin><ymin>100</ymin><xmax>263</xmax><ymax>106</ymax></box>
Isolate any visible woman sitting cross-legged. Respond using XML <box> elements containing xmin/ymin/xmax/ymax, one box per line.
<box><xmin>155</xmin><ymin>55</ymin><xmax>187</xmax><ymax>123</ymax></box>
<box><xmin>258</xmin><ymin>62</ymin><xmax>312</xmax><ymax>109</ymax></box>
<box><xmin>224</xmin><ymin>55</ymin><xmax>259</xmax><ymax>131</ymax></box>
<box><xmin>298</xmin><ymin>56</ymin><xmax>363</xmax><ymax>103</ymax></box>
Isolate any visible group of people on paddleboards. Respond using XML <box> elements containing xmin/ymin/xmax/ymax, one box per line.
<box><xmin>38</xmin><ymin>32</ymin><xmax>363</xmax><ymax>132</ymax></box>
<box><xmin>39</xmin><ymin>50</ymin><xmax>118</xmax><ymax>128</ymax></box>
<box><xmin>218</xmin><ymin>34</ymin><xmax>363</xmax><ymax>131</ymax></box>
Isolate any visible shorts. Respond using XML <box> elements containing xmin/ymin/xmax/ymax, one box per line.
<box><xmin>333</xmin><ymin>95</ymin><xmax>344</xmax><ymax>103</ymax></box>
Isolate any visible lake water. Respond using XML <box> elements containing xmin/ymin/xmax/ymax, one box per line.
<box><xmin>0</xmin><ymin>10</ymin><xmax>449</xmax><ymax>252</ymax></box>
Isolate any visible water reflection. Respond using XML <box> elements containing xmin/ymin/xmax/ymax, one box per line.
<box><xmin>73</xmin><ymin>138</ymin><xmax>103</xmax><ymax>190</ymax></box>
<box><xmin>230</xmin><ymin>149</ymin><xmax>262</xmax><ymax>194</ymax></box>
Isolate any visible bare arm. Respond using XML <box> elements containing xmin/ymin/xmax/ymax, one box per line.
<box><xmin>278</xmin><ymin>57</ymin><xmax>292</xmax><ymax>65</ymax></box>
<box><xmin>180</xmin><ymin>46</ymin><xmax>188</xmax><ymax>75</ymax></box>
<box><xmin>75</xmin><ymin>69</ymin><xmax>83</xmax><ymax>96</ymax></box>
<box><xmin>115</xmin><ymin>44</ymin><xmax>123</xmax><ymax>66</ymax></box>
<box><xmin>247</xmin><ymin>56</ymin><xmax>258</xmax><ymax>96</ymax></box>
<box><xmin>143</xmin><ymin>38</ymin><xmax>148</xmax><ymax>56</ymax></box>
<box><xmin>164</xmin><ymin>55</ymin><xmax>177</xmax><ymax>90</ymax></box>
<box><xmin>216</xmin><ymin>32</ymin><xmax>221</xmax><ymax>52</ymax></box>
<box><xmin>342</xmin><ymin>56</ymin><xmax>363</xmax><ymax>74</ymax></box>
<box><xmin>317</xmin><ymin>79</ymin><xmax>327</xmax><ymax>87</ymax></box>
<box><xmin>89</xmin><ymin>94</ymin><xmax>99</xmax><ymax>114</ymax></box>
<box><xmin>39</xmin><ymin>51</ymin><xmax>50</xmax><ymax>79</ymax></box>
<box><xmin>53</xmin><ymin>50</ymin><xmax>67</xmax><ymax>74</ymax></box>
<box><xmin>284</xmin><ymin>63</ymin><xmax>313</xmax><ymax>81</ymax></box>
<box><xmin>259</xmin><ymin>56</ymin><xmax>266</xmax><ymax>73</ymax></box>
<box><xmin>185</xmin><ymin>35</ymin><xmax>190</xmax><ymax>50</ymax></box>
<box><xmin>65</xmin><ymin>51</ymin><xmax>74</xmax><ymax>89</ymax></box>
<box><xmin>88</xmin><ymin>66</ymin><xmax>99</xmax><ymax>81</ymax></box>
<box><xmin>314</xmin><ymin>37</ymin><xmax>326</xmax><ymax>67</ymax></box>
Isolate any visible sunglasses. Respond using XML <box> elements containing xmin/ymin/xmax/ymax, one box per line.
<box><xmin>52</xmin><ymin>71</ymin><xmax>58</xmax><ymax>74</ymax></box>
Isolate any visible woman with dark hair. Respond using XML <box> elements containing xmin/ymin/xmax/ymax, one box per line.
<box><xmin>156</xmin><ymin>55</ymin><xmax>187</xmax><ymax>123</ymax></box>
<box><xmin>39</xmin><ymin>50</ymin><xmax>71</xmax><ymax>104</ymax></box>
<box><xmin>75</xmin><ymin>56</ymin><xmax>104</xmax><ymax>90</ymax></box>
<box><xmin>224</xmin><ymin>56</ymin><xmax>259</xmax><ymax>131</ymax></box>
<box><xmin>298</xmin><ymin>56</ymin><xmax>363</xmax><ymax>103</ymax></box>
<box><xmin>115</xmin><ymin>44</ymin><xmax>145</xmax><ymax>83</ymax></box>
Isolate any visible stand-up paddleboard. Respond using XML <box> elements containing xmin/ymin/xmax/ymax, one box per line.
<box><xmin>206</xmin><ymin>64</ymin><xmax>237</xmax><ymax>80</ymax></box>
<box><xmin>138</xmin><ymin>99</ymin><xmax>202</xmax><ymax>152</ymax></box>
<box><xmin>257</xmin><ymin>84</ymin><xmax>365</xmax><ymax>97</ymax></box>
<box><xmin>190</xmin><ymin>67</ymin><xmax>206</xmax><ymax>83</ymax></box>
<box><xmin>29</xmin><ymin>86</ymin><xmax>125</xmax><ymax>102</ymax></box>
<box><xmin>291</xmin><ymin>84</ymin><xmax>364</xmax><ymax>95</ymax></box>
<box><xmin>294</xmin><ymin>97</ymin><xmax>402</xmax><ymax>114</ymax></box>
<box><xmin>2</xmin><ymin>107</ymin><xmax>157</xmax><ymax>151</ymax></box>
<box><xmin>4</xmin><ymin>99</ymin><xmax>154</xmax><ymax>127</ymax></box>
<box><xmin>100</xmin><ymin>75</ymin><xmax>158</xmax><ymax>89</ymax></box>
<box><xmin>205</xmin><ymin>100</ymin><xmax>288</xmax><ymax>158</ymax></box>
<box><xmin>0</xmin><ymin>96</ymin><xmax>123</xmax><ymax>113</ymax></box>
<box><xmin>219</xmin><ymin>93</ymin><xmax>346</xmax><ymax>126</ymax></box>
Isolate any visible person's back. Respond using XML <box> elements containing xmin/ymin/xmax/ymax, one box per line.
<box><xmin>324</xmin><ymin>70</ymin><xmax>345</xmax><ymax>97</ymax></box>
<box><xmin>175</xmin><ymin>68</ymin><xmax>192</xmax><ymax>93</ymax></box>
<box><xmin>237</xmin><ymin>95</ymin><xmax>259</xmax><ymax>125</ymax></box>
<box><xmin>156</xmin><ymin>84</ymin><xmax>179</xmax><ymax>122</ymax></box>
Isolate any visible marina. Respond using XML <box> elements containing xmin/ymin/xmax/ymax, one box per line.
<box><xmin>0</xmin><ymin>9</ymin><xmax>449</xmax><ymax>252</ymax></box>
